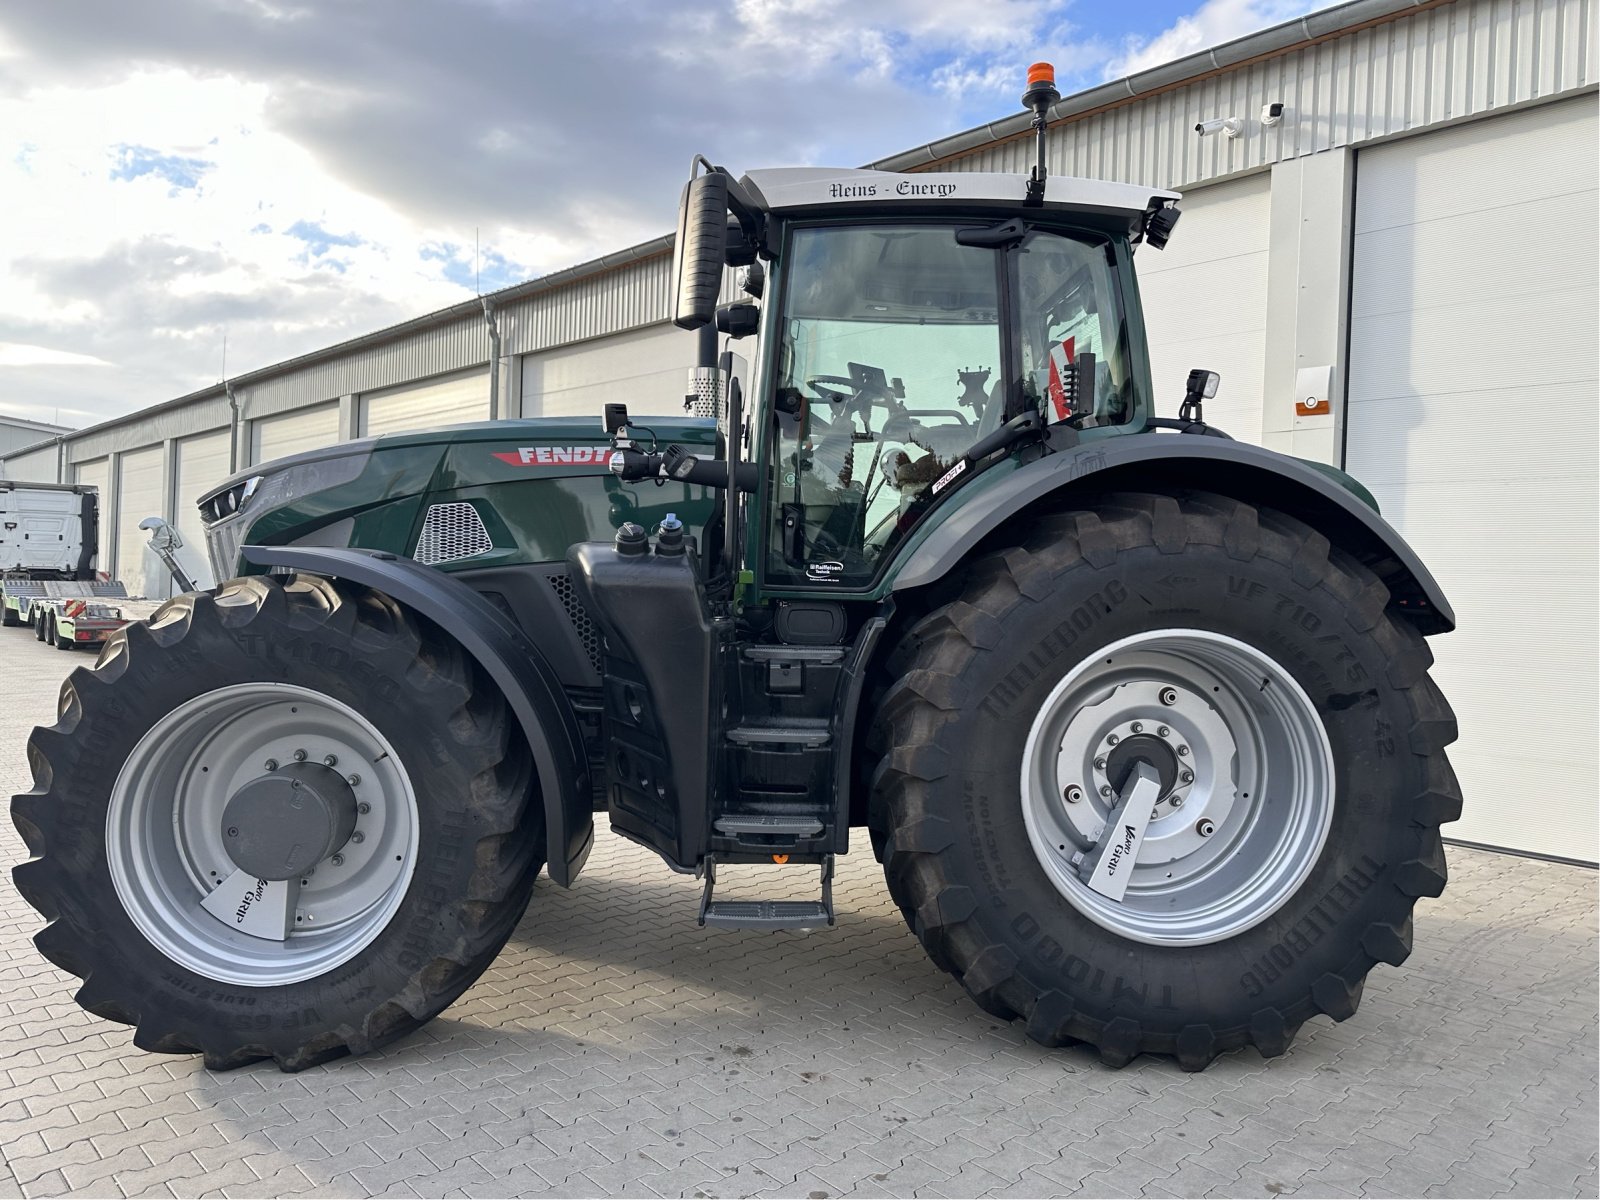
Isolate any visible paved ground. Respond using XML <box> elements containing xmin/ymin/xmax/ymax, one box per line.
<box><xmin>1</xmin><ymin>629</ymin><xmax>1596</xmax><ymax>1200</ymax></box>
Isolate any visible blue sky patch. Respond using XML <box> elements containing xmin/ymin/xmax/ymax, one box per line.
<box><xmin>110</xmin><ymin>145</ymin><xmax>213</xmax><ymax>189</ymax></box>
<box><xmin>285</xmin><ymin>220</ymin><xmax>365</xmax><ymax>256</ymax></box>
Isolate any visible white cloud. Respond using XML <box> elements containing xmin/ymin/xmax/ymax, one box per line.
<box><xmin>0</xmin><ymin>343</ymin><xmax>113</xmax><ymax>368</ymax></box>
<box><xmin>1107</xmin><ymin>0</ymin><xmax>1311</xmax><ymax>78</ymax></box>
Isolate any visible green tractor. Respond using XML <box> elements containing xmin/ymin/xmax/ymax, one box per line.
<box><xmin>12</xmin><ymin>68</ymin><xmax>1459</xmax><ymax>1072</ymax></box>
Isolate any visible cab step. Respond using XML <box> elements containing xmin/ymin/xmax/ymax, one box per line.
<box><xmin>713</xmin><ymin>814</ymin><xmax>824</xmax><ymax>837</ymax></box>
<box><xmin>698</xmin><ymin>855</ymin><xmax>835</xmax><ymax>931</ymax></box>
<box><xmin>726</xmin><ymin>720</ymin><xmax>831</xmax><ymax>748</ymax></box>
<box><xmin>700</xmin><ymin>900</ymin><xmax>833</xmax><ymax>931</ymax></box>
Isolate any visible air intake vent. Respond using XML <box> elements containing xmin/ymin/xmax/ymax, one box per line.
<box><xmin>547</xmin><ymin>570</ymin><xmax>602</xmax><ymax>673</ymax></box>
<box><xmin>414</xmin><ymin>503</ymin><xmax>493</xmax><ymax>565</ymax></box>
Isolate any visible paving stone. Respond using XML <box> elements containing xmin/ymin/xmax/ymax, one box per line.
<box><xmin>0</xmin><ymin>641</ymin><xmax>1594</xmax><ymax>1199</ymax></box>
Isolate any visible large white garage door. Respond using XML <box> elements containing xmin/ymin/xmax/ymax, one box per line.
<box><xmin>251</xmin><ymin>403</ymin><xmax>340</xmax><ymax>466</ymax></box>
<box><xmin>1347</xmin><ymin>96</ymin><xmax>1599</xmax><ymax>861</ymax></box>
<box><xmin>115</xmin><ymin>445</ymin><xmax>166</xmax><ymax>599</ymax></box>
<box><xmin>523</xmin><ymin>323</ymin><xmax>698</xmax><ymax>419</ymax></box>
<box><xmin>362</xmin><ymin>368</ymin><xmax>488</xmax><ymax>437</ymax></box>
<box><xmin>1135</xmin><ymin>172</ymin><xmax>1270</xmax><ymax>442</ymax></box>
<box><xmin>174</xmin><ymin>430</ymin><xmax>231</xmax><ymax>590</ymax></box>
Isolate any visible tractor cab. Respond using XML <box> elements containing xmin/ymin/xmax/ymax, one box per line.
<box><xmin>568</xmin><ymin>86</ymin><xmax>1187</xmax><ymax>927</ymax></box>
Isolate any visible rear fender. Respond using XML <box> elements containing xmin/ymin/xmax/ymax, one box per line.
<box><xmin>240</xmin><ymin>545</ymin><xmax>593</xmax><ymax>884</ymax></box>
<box><xmin>892</xmin><ymin>435</ymin><xmax>1455</xmax><ymax>634</ymax></box>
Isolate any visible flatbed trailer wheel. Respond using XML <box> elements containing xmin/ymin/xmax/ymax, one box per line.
<box><xmin>12</xmin><ymin>574</ymin><xmax>543</xmax><ymax>1071</ymax></box>
<box><xmin>872</xmin><ymin>490</ymin><xmax>1459</xmax><ymax>1070</ymax></box>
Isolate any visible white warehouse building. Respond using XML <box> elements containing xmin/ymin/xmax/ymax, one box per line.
<box><xmin>1</xmin><ymin>0</ymin><xmax>1595</xmax><ymax>861</ymax></box>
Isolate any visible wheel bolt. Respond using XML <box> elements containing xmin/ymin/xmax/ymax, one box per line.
<box><xmin>1170</xmin><ymin>795</ymin><xmax>1185</xmax><ymax>809</ymax></box>
<box><xmin>1177</xmin><ymin>745</ymin><xmax>1190</xmax><ymax>757</ymax></box>
<box><xmin>1180</xmin><ymin>769</ymin><xmax>1194</xmax><ymax>784</ymax></box>
<box><xmin>1157</xmin><ymin>726</ymin><xmax>1170</xmax><ymax>737</ymax></box>
<box><xmin>1131</xmin><ymin>722</ymin><xmax>1143</xmax><ymax>734</ymax></box>
<box><xmin>226</xmin><ymin>826</ymin><xmax>239</xmax><ymax>838</ymax></box>
<box><xmin>357</xmin><ymin>801</ymin><xmax>371</xmax><ymax>815</ymax></box>
<box><xmin>348</xmin><ymin>774</ymin><xmax>362</xmax><ymax>787</ymax></box>
<box><xmin>331</xmin><ymin>854</ymin><xmax>345</xmax><ymax>866</ymax></box>
<box><xmin>1063</xmin><ymin>785</ymin><xmax>1083</xmax><ymax>803</ymax></box>
<box><xmin>293</xmin><ymin>749</ymin><xmax>308</xmax><ymax>762</ymax></box>
<box><xmin>323</xmin><ymin>754</ymin><xmax>338</xmax><ymax>767</ymax></box>
<box><xmin>1196</xmin><ymin>819</ymin><xmax>1216</xmax><ymax>837</ymax></box>
<box><xmin>1099</xmin><ymin>784</ymin><xmax>1113</xmax><ymax>798</ymax></box>
<box><xmin>351</xmin><ymin>831</ymin><xmax>365</xmax><ymax>844</ymax></box>
<box><xmin>263</xmin><ymin>758</ymin><xmax>278</xmax><ymax>771</ymax></box>
<box><xmin>1093</xmin><ymin>757</ymin><xmax>1106</xmax><ymax>770</ymax></box>
<box><xmin>1160</xmin><ymin>688</ymin><xmax>1178</xmax><ymax>706</ymax></box>
<box><xmin>1106</xmin><ymin>734</ymin><xmax>1119</xmax><ymax>746</ymax></box>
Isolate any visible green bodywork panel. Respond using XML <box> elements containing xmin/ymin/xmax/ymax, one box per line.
<box><xmin>235</xmin><ymin>417</ymin><xmax>723</xmax><ymax>573</ymax></box>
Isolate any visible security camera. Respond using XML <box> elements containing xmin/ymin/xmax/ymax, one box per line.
<box><xmin>1261</xmin><ymin>101</ymin><xmax>1285</xmax><ymax>127</ymax></box>
<box><xmin>1194</xmin><ymin>116</ymin><xmax>1245</xmax><ymax>139</ymax></box>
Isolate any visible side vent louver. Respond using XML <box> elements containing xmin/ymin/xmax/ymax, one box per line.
<box><xmin>414</xmin><ymin>503</ymin><xmax>493</xmax><ymax>565</ymax></box>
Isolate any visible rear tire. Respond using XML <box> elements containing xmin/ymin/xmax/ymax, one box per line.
<box><xmin>53</xmin><ymin>623</ymin><xmax>74</xmax><ymax>650</ymax></box>
<box><xmin>2</xmin><ymin>606</ymin><xmax>18</xmax><ymax>627</ymax></box>
<box><xmin>11</xmin><ymin>574</ymin><xmax>544</xmax><ymax>1071</ymax></box>
<box><xmin>871</xmin><ymin>491</ymin><xmax>1459</xmax><ymax>1070</ymax></box>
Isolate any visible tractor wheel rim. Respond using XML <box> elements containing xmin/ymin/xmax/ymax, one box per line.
<box><xmin>106</xmin><ymin>683</ymin><xmax>419</xmax><ymax>986</ymax></box>
<box><xmin>1020</xmin><ymin>629</ymin><xmax>1334</xmax><ymax>946</ymax></box>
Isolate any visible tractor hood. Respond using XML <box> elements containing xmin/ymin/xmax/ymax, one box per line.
<box><xmin>198</xmin><ymin>416</ymin><xmax>721</xmax><ymax>584</ymax></box>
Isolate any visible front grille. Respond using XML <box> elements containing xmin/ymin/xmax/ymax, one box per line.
<box><xmin>414</xmin><ymin>503</ymin><xmax>493</xmax><ymax>565</ymax></box>
<box><xmin>547</xmin><ymin>570</ymin><xmax>602</xmax><ymax>673</ymax></box>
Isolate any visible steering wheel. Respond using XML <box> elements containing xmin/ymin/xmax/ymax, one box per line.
<box><xmin>806</xmin><ymin>375</ymin><xmax>861</xmax><ymax>404</ymax></box>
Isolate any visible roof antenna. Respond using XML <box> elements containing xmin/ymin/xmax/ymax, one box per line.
<box><xmin>1021</xmin><ymin>62</ymin><xmax>1060</xmax><ymax>207</ymax></box>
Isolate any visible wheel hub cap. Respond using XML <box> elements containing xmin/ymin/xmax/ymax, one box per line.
<box><xmin>1021</xmin><ymin>629</ymin><xmax>1335</xmax><ymax>946</ymax></box>
<box><xmin>220</xmin><ymin>762</ymin><xmax>357</xmax><ymax>880</ymax></box>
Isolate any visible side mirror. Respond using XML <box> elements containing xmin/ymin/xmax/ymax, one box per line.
<box><xmin>672</xmin><ymin>170</ymin><xmax>729</xmax><ymax>330</ymax></box>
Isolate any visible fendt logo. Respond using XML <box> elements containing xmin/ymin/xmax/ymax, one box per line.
<box><xmin>493</xmin><ymin>446</ymin><xmax>618</xmax><ymax>468</ymax></box>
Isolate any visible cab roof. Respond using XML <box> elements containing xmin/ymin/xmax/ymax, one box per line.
<box><xmin>739</xmin><ymin>167</ymin><xmax>1179</xmax><ymax>224</ymax></box>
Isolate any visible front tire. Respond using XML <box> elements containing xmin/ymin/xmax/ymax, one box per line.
<box><xmin>872</xmin><ymin>491</ymin><xmax>1460</xmax><ymax>1070</ymax></box>
<box><xmin>11</xmin><ymin>574</ymin><xmax>543</xmax><ymax>1071</ymax></box>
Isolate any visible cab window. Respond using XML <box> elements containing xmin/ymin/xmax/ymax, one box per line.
<box><xmin>765</xmin><ymin>225</ymin><xmax>1004</xmax><ymax>588</ymax></box>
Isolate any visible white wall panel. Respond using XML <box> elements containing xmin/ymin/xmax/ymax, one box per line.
<box><xmin>1347</xmin><ymin>95</ymin><xmax>1599</xmax><ymax>859</ymax></box>
<box><xmin>174</xmin><ymin>431</ymin><xmax>231</xmax><ymax>590</ymax></box>
<box><xmin>1135</xmin><ymin>172</ymin><xmax>1272</xmax><ymax>440</ymax></box>
<box><xmin>115</xmin><ymin>445</ymin><xmax>166</xmax><ymax>599</ymax></box>
<box><xmin>250</xmin><ymin>403</ymin><xmax>340</xmax><ymax>465</ymax></box>
<box><xmin>4</xmin><ymin>446</ymin><xmax>59</xmax><ymax>482</ymax></box>
<box><xmin>361</xmin><ymin>368</ymin><xmax>488</xmax><ymax>437</ymax></box>
<box><xmin>521</xmin><ymin>323</ymin><xmax>700</xmax><ymax>419</ymax></box>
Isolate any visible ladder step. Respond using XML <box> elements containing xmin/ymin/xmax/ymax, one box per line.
<box><xmin>743</xmin><ymin>645</ymin><xmax>847</xmax><ymax>664</ymax></box>
<box><xmin>714</xmin><ymin>814</ymin><xmax>824</xmax><ymax>837</ymax></box>
<box><xmin>701</xmin><ymin>900</ymin><xmax>833</xmax><ymax>931</ymax></box>
<box><xmin>727</xmin><ymin>720</ymin><xmax>831</xmax><ymax>748</ymax></box>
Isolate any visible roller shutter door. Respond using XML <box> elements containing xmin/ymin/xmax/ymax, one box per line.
<box><xmin>1346</xmin><ymin>97</ymin><xmax>1599</xmax><ymax>860</ymax></box>
<box><xmin>361</xmin><ymin>368</ymin><xmax>488</xmax><ymax>437</ymax></box>
<box><xmin>1135</xmin><ymin>172</ymin><xmax>1271</xmax><ymax>442</ymax></box>
<box><xmin>5</xmin><ymin>445</ymin><xmax>59</xmax><ymax>482</ymax></box>
<box><xmin>174</xmin><ymin>430</ymin><xmax>231</xmax><ymax>590</ymax></box>
<box><xmin>251</xmin><ymin>403</ymin><xmax>339</xmax><ymax>465</ymax></box>
<box><xmin>523</xmin><ymin>323</ymin><xmax>698</xmax><ymax>418</ymax></box>
<box><xmin>115</xmin><ymin>445</ymin><xmax>166</xmax><ymax>599</ymax></box>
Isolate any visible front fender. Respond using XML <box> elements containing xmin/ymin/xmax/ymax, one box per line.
<box><xmin>240</xmin><ymin>545</ymin><xmax>593</xmax><ymax>884</ymax></box>
<box><xmin>892</xmin><ymin>434</ymin><xmax>1454</xmax><ymax>635</ymax></box>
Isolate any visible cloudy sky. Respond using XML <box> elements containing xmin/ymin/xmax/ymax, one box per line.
<box><xmin>0</xmin><ymin>0</ymin><xmax>1320</xmax><ymax>429</ymax></box>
